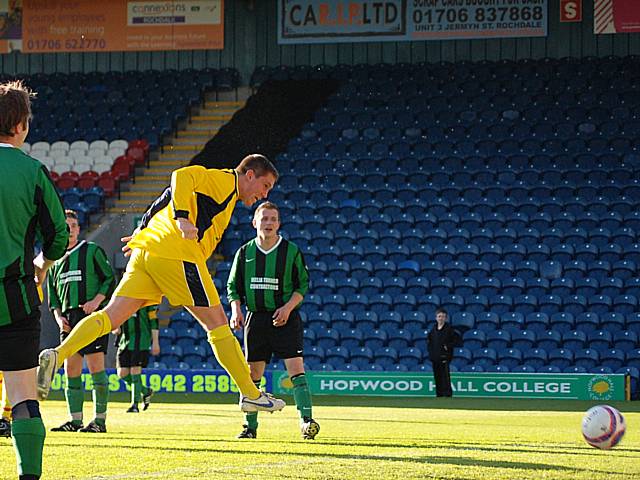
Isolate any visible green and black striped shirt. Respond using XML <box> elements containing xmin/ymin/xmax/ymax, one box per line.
<box><xmin>227</xmin><ymin>236</ymin><xmax>309</xmax><ymax>312</ymax></box>
<box><xmin>118</xmin><ymin>305</ymin><xmax>159</xmax><ymax>352</ymax></box>
<box><xmin>47</xmin><ymin>241</ymin><xmax>115</xmax><ymax>313</ymax></box>
<box><xmin>0</xmin><ymin>146</ymin><xmax>68</xmax><ymax>327</ymax></box>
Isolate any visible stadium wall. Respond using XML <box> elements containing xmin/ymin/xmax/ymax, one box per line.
<box><xmin>1</xmin><ymin>0</ymin><xmax>639</xmax><ymax>82</ymax></box>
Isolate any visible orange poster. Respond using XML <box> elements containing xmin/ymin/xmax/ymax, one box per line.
<box><xmin>22</xmin><ymin>0</ymin><xmax>223</xmax><ymax>53</ymax></box>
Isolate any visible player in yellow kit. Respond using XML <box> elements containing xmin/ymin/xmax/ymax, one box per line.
<box><xmin>38</xmin><ymin>154</ymin><xmax>286</xmax><ymax>413</ymax></box>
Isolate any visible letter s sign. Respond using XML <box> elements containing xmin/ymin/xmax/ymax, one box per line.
<box><xmin>560</xmin><ymin>0</ymin><xmax>582</xmax><ymax>23</ymax></box>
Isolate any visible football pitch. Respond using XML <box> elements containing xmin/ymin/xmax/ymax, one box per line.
<box><xmin>1</xmin><ymin>395</ymin><xmax>638</xmax><ymax>480</ymax></box>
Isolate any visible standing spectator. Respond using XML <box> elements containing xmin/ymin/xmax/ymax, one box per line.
<box><xmin>0</xmin><ymin>79</ymin><xmax>69</xmax><ymax>480</ymax></box>
<box><xmin>116</xmin><ymin>305</ymin><xmax>160</xmax><ymax>412</ymax></box>
<box><xmin>47</xmin><ymin>210</ymin><xmax>116</xmax><ymax>433</ymax></box>
<box><xmin>426</xmin><ymin>308</ymin><xmax>461</xmax><ymax>397</ymax></box>
<box><xmin>228</xmin><ymin>201</ymin><xmax>319</xmax><ymax>439</ymax></box>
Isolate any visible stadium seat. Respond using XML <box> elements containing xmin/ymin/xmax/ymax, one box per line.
<box><xmin>548</xmin><ymin>348</ymin><xmax>574</xmax><ymax>369</ymax></box>
<box><xmin>472</xmin><ymin>348</ymin><xmax>497</xmax><ymax>368</ymax></box>
<box><xmin>550</xmin><ymin>312</ymin><xmax>575</xmax><ymax>333</ymax></box>
<box><xmin>562</xmin><ymin>330</ymin><xmax>588</xmax><ymax>350</ymax></box>
<box><xmin>574</xmin><ymin>349</ymin><xmax>600</xmax><ymax>369</ymax></box>
<box><xmin>475</xmin><ymin>312</ymin><xmax>500</xmax><ymax>331</ymax></box>
<box><xmin>316</xmin><ymin>328</ymin><xmax>341</xmax><ymax>349</ymax></box>
<box><xmin>587</xmin><ymin>330</ymin><xmax>613</xmax><ymax>351</ymax></box>
<box><xmin>462</xmin><ymin>330</ymin><xmax>486</xmax><ymax>350</ymax></box>
<box><xmin>522</xmin><ymin>348</ymin><xmax>548</xmax><ymax>369</ymax></box>
<box><xmin>537</xmin><ymin>330</ymin><xmax>562</xmax><ymax>351</ymax></box>
<box><xmin>497</xmin><ymin>348</ymin><xmax>523</xmax><ymax>369</ymax></box>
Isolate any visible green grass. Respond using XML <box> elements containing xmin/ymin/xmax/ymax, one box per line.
<box><xmin>1</xmin><ymin>395</ymin><xmax>638</xmax><ymax>479</ymax></box>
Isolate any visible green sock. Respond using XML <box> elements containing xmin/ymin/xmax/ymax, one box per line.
<box><xmin>11</xmin><ymin>417</ymin><xmax>45</xmax><ymax>477</ymax></box>
<box><xmin>245</xmin><ymin>380</ymin><xmax>261</xmax><ymax>430</ymax></box>
<box><xmin>292</xmin><ymin>374</ymin><xmax>313</xmax><ymax>419</ymax></box>
<box><xmin>66</xmin><ymin>375</ymin><xmax>84</xmax><ymax>425</ymax></box>
<box><xmin>131</xmin><ymin>374</ymin><xmax>143</xmax><ymax>404</ymax></box>
<box><xmin>91</xmin><ymin>371</ymin><xmax>109</xmax><ymax>426</ymax></box>
<box><xmin>141</xmin><ymin>376</ymin><xmax>151</xmax><ymax>396</ymax></box>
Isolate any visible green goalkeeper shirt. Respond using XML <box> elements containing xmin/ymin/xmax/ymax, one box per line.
<box><xmin>0</xmin><ymin>145</ymin><xmax>68</xmax><ymax>326</ymax></box>
<box><xmin>47</xmin><ymin>240</ymin><xmax>116</xmax><ymax>313</ymax></box>
<box><xmin>227</xmin><ymin>236</ymin><xmax>309</xmax><ymax>312</ymax></box>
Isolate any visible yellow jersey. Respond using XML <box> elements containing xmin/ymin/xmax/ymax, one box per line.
<box><xmin>128</xmin><ymin>166</ymin><xmax>238</xmax><ymax>263</ymax></box>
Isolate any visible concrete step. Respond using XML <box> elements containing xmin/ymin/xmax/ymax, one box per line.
<box><xmin>204</xmin><ymin>100</ymin><xmax>244</xmax><ymax>108</ymax></box>
<box><xmin>162</xmin><ymin>145</ymin><xmax>201</xmax><ymax>152</ymax></box>
<box><xmin>120</xmin><ymin>191</ymin><xmax>161</xmax><ymax>199</ymax></box>
<box><xmin>176</xmin><ymin>130</ymin><xmax>218</xmax><ymax>138</ymax></box>
<box><xmin>107</xmin><ymin>206</ymin><xmax>148</xmax><ymax>214</ymax></box>
<box><xmin>191</xmin><ymin>114</ymin><xmax>233</xmax><ymax>121</ymax></box>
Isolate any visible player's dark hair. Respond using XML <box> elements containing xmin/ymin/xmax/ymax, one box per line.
<box><xmin>436</xmin><ymin>307</ymin><xmax>448</xmax><ymax>317</ymax></box>
<box><xmin>0</xmin><ymin>80</ymin><xmax>35</xmax><ymax>136</ymax></box>
<box><xmin>237</xmin><ymin>154</ymin><xmax>279</xmax><ymax>181</ymax></box>
<box><xmin>65</xmin><ymin>209</ymin><xmax>78</xmax><ymax>220</ymax></box>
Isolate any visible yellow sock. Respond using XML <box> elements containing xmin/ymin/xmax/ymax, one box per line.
<box><xmin>56</xmin><ymin>311</ymin><xmax>113</xmax><ymax>367</ymax></box>
<box><xmin>207</xmin><ymin>325</ymin><xmax>260</xmax><ymax>399</ymax></box>
<box><xmin>0</xmin><ymin>373</ymin><xmax>10</xmax><ymax>421</ymax></box>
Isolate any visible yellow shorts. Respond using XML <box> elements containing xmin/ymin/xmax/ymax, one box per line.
<box><xmin>114</xmin><ymin>248</ymin><xmax>220</xmax><ymax>308</ymax></box>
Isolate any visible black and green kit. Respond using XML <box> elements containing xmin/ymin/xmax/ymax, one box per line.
<box><xmin>119</xmin><ymin>306</ymin><xmax>159</xmax><ymax>353</ymax></box>
<box><xmin>227</xmin><ymin>237</ymin><xmax>309</xmax><ymax>312</ymax></box>
<box><xmin>117</xmin><ymin>305</ymin><xmax>159</xmax><ymax>368</ymax></box>
<box><xmin>0</xmin><ymin>147</ymin><xmax>68</xmax><ymax>328</ymax></box>
<box><xmin>47</xmin><ymin>241</ymin><xmax>115</xmax><ymax>314</ymax></box>
<box><xmin>0</xmin><ymin>145</ymin><xmax>68</xmax><ymax>376</ymax></box>
<box><xmin>227</xmin><ymin>236</ymin><xmax>309</xmax><ymax>363</ymax></box>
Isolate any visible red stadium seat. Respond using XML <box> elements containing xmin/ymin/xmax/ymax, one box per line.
<box><xmin>56</xmin><ymin>176</ymin><xmax>76</xmax><ymax>190</ymax></box>
<box><xmin>126</xmin><ymin>147</ymin><xmax>146</xmax><ymax>166</ymax></box>
<box><xmin>60</xmin><ymin>170</ymin><xmax>80</xmax><ymax>182</ymax></box>
<box><xmin>49</xmin><ymin>170</ymin><xmax>59</xmax><ymax>182</ymax></box>
<box><xmin>129</xmin><ymin>139</ymin><xmax>149</xmax><ymax>156</ymax></box>
<box><xmin>76</xmin><ymin>177</ymin><xmax>97</xmax><ymax>190</ymax></box>
<box><xmin>97</xmin><ymin>173</ymin><xmax>117</xmax><ymax>198</ymax></box>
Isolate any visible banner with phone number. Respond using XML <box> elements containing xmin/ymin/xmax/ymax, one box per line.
<box><xmin>278</xmin><ymin>0</ymin><xmax>547</xmax><ymax>44</ymax></box>
<box><xmin>22</xmin><ymin>0</ymin><xmax>223</xmax><ymax>53</ymax></box>
<box><xmin>49</xmin><ymin>369</ymin><xmax>269</xmax><ymax>395</ymax></box>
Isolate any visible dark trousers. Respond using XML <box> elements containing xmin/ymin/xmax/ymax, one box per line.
<box><xmin>432</xmin><ymin>360</ymin><xmax>453</xmax><ymax>397</ymax></box>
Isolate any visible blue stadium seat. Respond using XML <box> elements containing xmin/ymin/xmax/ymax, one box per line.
<box><xmin>388</xmin><ymin>329</ymin><xmax>413</xmax><ymax>350</ymax></box>
<box><xmin>465</xmin><ymin>294</ymin><xmax>488</xmax><ymax>314</ymax></box>
<box><xmin>563</xmin><ymin>295</ymin><xmax>588</xmax><ymax>315</ymax></box>
<box><xmin>503</xmin><ymin>243</ymin><xmax>527</xmax><ymax>263</ymax></box>
<box><xmin>562</xmin><ymin>330</ymin><xmax>588</xmax><ymax>350</ymax></box>
<box><xmin>325</xmin><ymin>347</ymin><xmax>350</xmax><ymax>368</ymax></box>
<box><xmin>549</xmin><ymin>278</ymin><xmax>574</xmax><ymax>297</ymax></box>
<box><xmin>539</xmin><ymin>294</ymin><xmax>562</xmax><ymax>315</ymax></box>
<box><xmin>549</xmin><ymin>312</ymin><xmax>574</xmax><ymax>333</ymax></box>
<box><xmin>599</xmin><ymin>313</ymin><xmax>626</xmax><ymax>334</ymax></box>
<box><xmin>399</xmin><ymin>347</ymin><xmax>424</xmax><ymax>370</ymax></box>
<box><xmin>472</xmin><ymin>348</ymin><xmax>497</xmax><ymax>368</ymax></box>
<box><xmin>514</xmin><ymin>294</ymin><xmax>538</xmax><ymax>315</ymax></box>
<box><xmin>525</xmin><ymin>277</ymin><xmax>549</xmax><ymax>296</ymax></box>
<box><xmin>381</xmin><ymin>277</ymin><xmax>406</xmax><ymax>297</ymax></box>
<box><xmin>525</xmin><ymin>312</ymin><xmax>549</xmax><ymax>333</ymax></box>
<box><xmin>613</xmin><ymin>294</ymin><xmax>638</xmax><ymax>314</ymax></box>
<box><xmin>477</xmin><ymin>277</ymin><xmax>501</xmax><ymax>296</ymax></box>
<box><xmin>587</xmin><ymin>330</ymin><xmax>613</xmax><ymax>351</ymax></box>
<box><xmin>316</xmin><ymin>328</ymin><xmax>341</xmax><ymax>349</ymax></box>
<box><xmin>475</xmin><ymin>312</ymin><xmax>500</xmax><ymax>331</ymax></box>
<box><xmin>501</xmin><ymin>312</ymin><xmax>525</xmax><ymax>332</ymax></box>
<box><xmin>522</xmin><ymin>348</ymin><xmax>548</xmax><ymax>369</ymax></box>
<box><xmin>306</xmin><ymin>346</ymin><xmax>325</xmax><ymax>365</ymax></box>
<box><xmin>548</xmin><ymin>348</ymin><xmax>574</xmax><ymax>369</ymax></box>
<box><xmin>502</xmin><ymin>277</ymin><xmax>525</xmax><ymax>296</ymax></box>
<box><xmin>537</xmin><ymin>330</ymin><xmax>562</xmax><ymax>351</ymax></box>
<box><xmin>601</xmin><ymin>349</ymin><xmax>626</xmax><ymax>370</ymax></box>
<box><xmin>600</xmin><ymin>277</ymin><xmax>623</xmax><ymax>297</ymax></box>
<box><xmin>497</xmin><ymin>348</ymin><xmax>523</xmax><ymax>369</ymax></box>
<box><xmin>462</xmin><ymin>330</ymin><xmax>486</xmax><ymax>350</ymax></box>
<box><xmin>587</xmin><ymin>294</ymin><xmax>612</xmax><ymax>315</ymax></box>
<box><xmin>364</xmin><ymin>329</ymin><xmax>388</xmax><ymax>350</ymax></box>
<box><xmin>574</xmin><ymin>349</ymin><xmax>600</xmax><ymax>369</ymax></box>
<box><xmin>486</xmin><ymin>330</ymin><xmax>511</xmax><ymax>350</ymax></box>
<box><xmin>360</xmin><ymin>277</ymin><xmax>383</xmax><ymax>296</ymax></box>
<box><xmin>430</xmin><ymin>277</ymin><xmax>453</xmax><ymax>297</ymax></box>
<box><xmin>489</xmin><ymin>295</ymin><xmax>513</xmax><ymax>315</ymax></box>
<box><xmin>349</xmin><ymin>346</ymin><xmax>374</xmax><ymax>369</ymax></box>
<box><xmin>375</xmin><ymin>347</ymin><xmax>399</xmax><ymax>369</ymax></box>
<box><xmin>332</xmin><ymin>311</ymin><xmax>356</xmax><ymax>331</ymax></box>
<box><xmin>512</xmin><ymin>364</ymin><xmax>536</xmax><ymax>373</ymax></box>
<box><xmin>574</xmin><ymin>243</ymin><xmax>598</xmax><ymax>263</ymax></box>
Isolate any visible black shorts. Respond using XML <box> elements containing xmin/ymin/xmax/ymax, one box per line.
<box><xmin>60</xmin><ymin>309</ymin><xmax>109</xmax><ymax>356</ymax></box>
<box><xmin>244</xmin><ymin>310</ymin><xmax>303</xmax><ymax>364</ymax></box>
<box><xmin>0</xmin><ymin>311</ymin><xmax>41</xmax><ymax>371</ymax></box>
<box><xmin>117</xmin><ymin>349</ymin><xmax>150</xmax><ymax>369</ymax></box>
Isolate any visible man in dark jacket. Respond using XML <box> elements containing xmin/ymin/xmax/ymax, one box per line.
<box><xmin>426</xmin><ymin>307</ymin><xmax>461</xmax><ymax>397</ymax></box>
